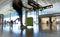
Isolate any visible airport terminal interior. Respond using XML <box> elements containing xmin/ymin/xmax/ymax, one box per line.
<box><xmin>0</xmin><ymin>0</ymin><xmax>60</xmax><ymax>37</ymax></box>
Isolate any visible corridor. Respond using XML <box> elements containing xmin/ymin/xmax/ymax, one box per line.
<box><xmin>0</xmin><ymin>0</ymin><xmax>60</xmax><ymax>37</ymax></box>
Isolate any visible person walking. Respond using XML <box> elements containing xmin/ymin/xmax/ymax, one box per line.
<box><xmin>10</xmin><ymin>20</ymin><xmax>13</xmax><ymax>28</ymax></box>
<box><xmin>49</xmin><ymin>17</ymin><xmax>52</xmax><ymax>30</ymax></box>
<box><xmin>12</xmin><ymin>0</ymin><xmax>32</xmax><ymax>28</ymax></box>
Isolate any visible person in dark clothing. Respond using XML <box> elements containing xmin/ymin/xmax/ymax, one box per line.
<box><xmin>12</xmin><ymin>0</ymin><xmax>32</xmax><ymax>28</ymax></box>
<box><xmin>50</xmin><ymin>21</ymin><xmax>52</xmax><ymax>30</ymax></box>
<box><xmin>49</xmin><ymin>17</ymin><xmax>52</xmax><ymax>30</ymax></box>
<box><xmin>46</xmin><ymin>21</ymin><xmax>49</xmax><ymax>26</ymax></box>
<box><xmin>10</xmin><ymin>20</ymin><xmax>13</xmax><ymax>28</ymax></box>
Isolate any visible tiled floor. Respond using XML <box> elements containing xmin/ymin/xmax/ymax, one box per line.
<box><xmin>0</xmin><ymin>23</ymin><xmax>60</xmax><ymax>37</ymax></box>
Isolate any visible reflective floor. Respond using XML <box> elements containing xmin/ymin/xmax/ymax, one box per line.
<box><xmin>0</xmin><ymin>23</ymin><xmax>60</xmax><ymax>37</ymax></box>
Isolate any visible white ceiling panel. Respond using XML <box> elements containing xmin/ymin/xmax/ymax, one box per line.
<box><xmin>0</xmin><ymin>0</ymin><xmax>15</xmax><ymax>15</ymax></box>
<box><xmin>0</xmin><ymin>0</ymin><xmax>60</xmax><ymax>15</ymax></box>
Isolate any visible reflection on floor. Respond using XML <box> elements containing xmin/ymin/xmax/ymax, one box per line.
<box><xmin>0</xmin><ymin>23</ymin><xmax>60</xmax><ymax>37</ymax></box>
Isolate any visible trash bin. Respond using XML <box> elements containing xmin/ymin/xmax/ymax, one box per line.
<box><xmin>26</xmin><ymin>17</ymin><xmax>33</xmax><ymax>26</ymax></box>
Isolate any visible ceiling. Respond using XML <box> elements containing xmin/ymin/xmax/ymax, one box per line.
<box><xmin>36</xmin><ymin>0</ymin><xmax>60</xmax><ymax>6</ymax></box>
<box><xmin>0</xmin><ymin>0</ymin><xmax>15</xmax><ymax>15</ymax></box>
<box><xmin>0</xmin><ymin>0</ymin><xmax>60</xmax><ymax>15</ymax></box>
<box><xmin>22</xmin><ymin>0</ymin><xmax>60</xmax><ymax>7</ymax></box>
